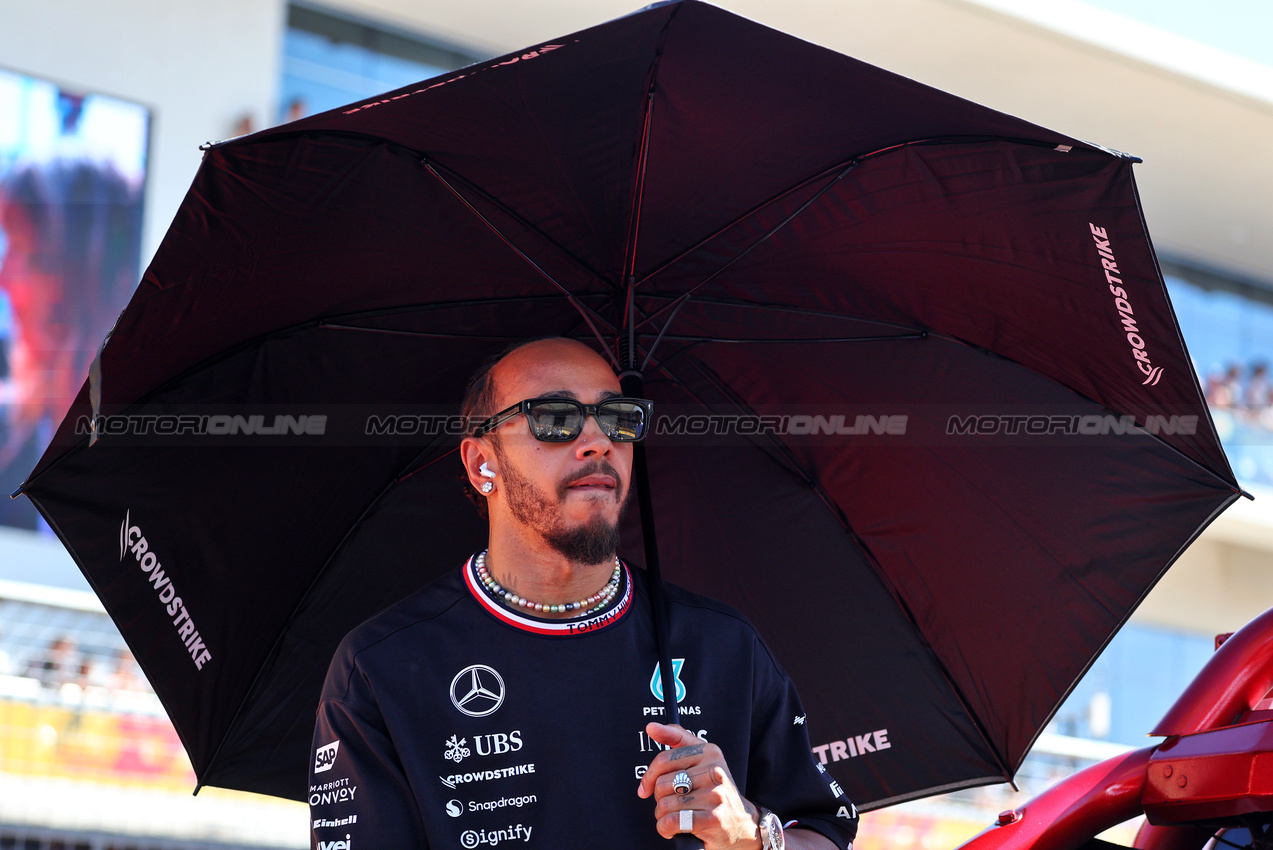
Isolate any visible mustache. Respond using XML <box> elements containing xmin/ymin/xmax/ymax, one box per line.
<box><xmin>556</xmin><ymin>459</ymin><xmax>623</xmax><ymax>497</ymax></box>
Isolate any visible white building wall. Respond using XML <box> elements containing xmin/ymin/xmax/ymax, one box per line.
<box><xmin>0</xmin><ymin>0</ymin><xmax>287</xmax><ymax>265</ymax></box>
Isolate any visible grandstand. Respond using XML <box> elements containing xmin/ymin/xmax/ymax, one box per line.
<box><xmin>0</xmin><ymin>579</ymin><xmax>305</xmax><ymax>849</ymax></box>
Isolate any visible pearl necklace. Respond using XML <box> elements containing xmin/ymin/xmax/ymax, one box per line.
<box><xmin>475</xmin><ymin>550</ymin><xmax>621</xmax><ymax>617</ymax></box>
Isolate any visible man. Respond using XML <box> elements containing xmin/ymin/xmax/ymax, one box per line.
<box><xmin>309</xmin><ymin>338</ymin><xmax>857</xmax><ymax>849</ymax></box>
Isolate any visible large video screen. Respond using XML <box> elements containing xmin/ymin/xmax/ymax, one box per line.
<box><xmin>0</xmin><ymin>68</ymin><xmax>149</xmax><ymax>530</ymax></box>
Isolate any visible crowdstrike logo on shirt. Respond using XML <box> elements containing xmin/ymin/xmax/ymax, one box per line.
<box><xmin>451</xmin><ymin>665</ymin><xmax>506</xmax><ymax>717</ymax></box>
<box><xmin>315</xmin><ymin>740</ymin><xmax>340</xmax><ymax>773</ymax></box>
<box><xmin>440</xmin><ymin>763</ymin><xmax>536</xmax><ymax>789</ymax></box>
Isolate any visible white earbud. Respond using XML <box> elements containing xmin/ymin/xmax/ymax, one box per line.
<box><xmin>479</xmin><ymin>462</ymin><xmax>496</xmax><ymax>479</ymax></box>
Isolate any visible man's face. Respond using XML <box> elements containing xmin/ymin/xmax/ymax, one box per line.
<box><xmin>483</xmin><ymin>339</ymin><xmax>633</xmax><ymax>564</ymax></box>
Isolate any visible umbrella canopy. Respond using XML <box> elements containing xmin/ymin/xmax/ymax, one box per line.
<box><xmin>20</xmin><ymin>0</ymin><xmax>1240</xmax><ymax>809</ymax></box>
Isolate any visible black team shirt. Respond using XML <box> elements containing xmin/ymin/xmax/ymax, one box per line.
<box><xmin>310</xmin><ymin>556</ymin><xmax>859</xmax><ymax>849</ymax></box>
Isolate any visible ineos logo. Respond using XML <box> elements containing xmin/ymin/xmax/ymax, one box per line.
<box><xmin>450</xmin><ymin>665</ymin><xmax>506</xmax><ymax>717</ymax></box>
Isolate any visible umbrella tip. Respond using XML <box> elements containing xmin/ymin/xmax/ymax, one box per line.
<box><xmin>1241</xmin><ymin>489</ymin><xmax>1256</xmax><ymax>501</ymax></box>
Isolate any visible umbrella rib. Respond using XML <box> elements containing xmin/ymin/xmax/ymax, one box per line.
<box><xmin>199</xmin><ymin>439</ymin><xmax>461</xmax><ymax>790</ymax></box>
<box><xmin>917</xmin><ymin>326</ymin><xmax>1243</xmax><ymax>495</ymax></box>
<box><xmin>654</xmin><ymin>333</ymin><xmax>926</xmax><ymax>344</ymax></box>
<box><xmin>415</xmin><ymin>155</ymin><xmax>614</xmax><ymax>288</ymax></box>
<box><xmin>634</xmin><ymin>158</ymin><xmax>860</xmax><ymax>304</ymax></box>
<box><xmin>633</xmin><ymin>133</ymin><xmax>1093</xmax><ymax>338</ymax></box>
<box><xmin>622</xmin><ymin>1</ymin><xmax>680</xmax><ymax>289</ymax></box>
<box><xmin>622</xmin><ymin>87</ymin><xmax>656</xmax><ymax>286</ymax></box>
<box><xmin>420</xmin><ymin>159</ymin><xmax>621</xmax><ymax>370</ymax></box>
<box><xmin>648</xmin><ymin>349</ymin><xmax>1017</xmax><ymax>782</ymax></box>
<box><xmin>633</xmin><ymin>160</ymin><xmax>860</xmax><ymax>341</ymax></box>
<box><xmin>319</xmin><ymin>323</ymin><xmax>583</xmax><ymax>342</ymax></box>
<box><xmin>635</xmin><ymin>297</ymin><xmax>927</xmax><ymax>371</ymax></box>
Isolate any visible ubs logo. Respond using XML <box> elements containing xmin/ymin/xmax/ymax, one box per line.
<box><xmin>451</xmin><ymin>665</ymin><xmax>506</xmax><ymax>717</ymax></box>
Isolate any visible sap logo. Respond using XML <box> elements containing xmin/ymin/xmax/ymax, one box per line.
<box><xmin>318</xmin><ymin>835</ymin><xmax>350</xmax><ymax>850</ymax></box>
<box><xmin>474</xmin><ymin>731</ymin><xmax>523</xmax><ymax>756</ymax></box>
<box><xmin>315</xmin><ymin>740</ymin><xmax>340</xmax><ymax>773</ymax></box>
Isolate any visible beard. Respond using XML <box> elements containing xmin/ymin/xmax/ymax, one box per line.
<box><xmin>491</xmin><ymin>441</ymin><xmax>628</xmax><ymax>565</ymax></box>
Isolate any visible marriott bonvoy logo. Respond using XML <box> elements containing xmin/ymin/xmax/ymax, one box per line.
<box><xmin>120</xmin><ymin>510</ymin><xmax>212</xmax><ymax>670</ymax></box>
<box><xmin>1090</xmin><ymin>223</ymin><xmax>1164</xmax><ymax>387</ymax></box>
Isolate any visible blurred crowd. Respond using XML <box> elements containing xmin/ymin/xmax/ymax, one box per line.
<box><xmin>0</xmin><ymin>631</ymin><xmax>148</xmax><ymax>696</ymax></box>
<box><xmin>1204</xmin><ymin>361</ymin><xmax>1273</xmax><ymax>429</ymax></box>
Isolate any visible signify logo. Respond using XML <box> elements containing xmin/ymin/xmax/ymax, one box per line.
<box><xmin>460</xmin><ymin>824</ymin><xmax>533</xmax><ymax>848</ymax></box>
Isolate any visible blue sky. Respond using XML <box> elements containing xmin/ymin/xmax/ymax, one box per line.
<box><xmin>1086</xmin><ymin>0</ymin><xmax>1273</xmax><ymax>66</ymax></box>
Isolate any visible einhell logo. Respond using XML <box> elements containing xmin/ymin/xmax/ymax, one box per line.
<box><xmin>1090</xmin><ymin>223</ymin><xmax>1163</xmax><ymax>386</ymax></box>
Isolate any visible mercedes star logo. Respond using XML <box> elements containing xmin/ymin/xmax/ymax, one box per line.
<box><xmin>450</xmin><ymin>664</ymin><xmax>506</xmax><ymax>717</ymax></box>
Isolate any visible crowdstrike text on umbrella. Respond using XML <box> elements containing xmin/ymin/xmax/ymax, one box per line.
<box><xmin>120</xmin><ymin>510</ymin><xmax>212</xmax><ymax>670</ymax></box>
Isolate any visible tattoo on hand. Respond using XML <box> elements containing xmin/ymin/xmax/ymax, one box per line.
<box><xmin>669</xmin><ymin>744</ymin><xmax>705</xmax><ymax>761</ymax></box>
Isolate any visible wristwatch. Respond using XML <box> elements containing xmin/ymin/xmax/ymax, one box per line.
<box><xmin>757</xmin><ymin>807</ymin><xmax>785</xmax><ymax>850</ymax></box>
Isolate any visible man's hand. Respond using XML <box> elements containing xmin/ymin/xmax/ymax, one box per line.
<box><xmin>637</xmin><ymin>722</ymin><xmax>762</xmax><ymax>850</ymax></box>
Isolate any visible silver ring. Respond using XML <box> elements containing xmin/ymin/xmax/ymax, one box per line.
<box><xmin>672</xmin><ymin>770</ymin><xmax>692</xmax><ymax>795</ymax></box>
<box><xmin>679</xmin><ymin>809</ymin><xmax>693</xmax><ymax>832</ymax></box>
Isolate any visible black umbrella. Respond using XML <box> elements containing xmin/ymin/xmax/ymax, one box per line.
<box><xmin>18</xmin><ymin>0</ymin><xmax>1241</xmax><ymax>810</ymax></box>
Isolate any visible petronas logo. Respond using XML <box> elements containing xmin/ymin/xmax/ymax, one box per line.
<box><xmin>649</xmin><ymin>659</ymin><xmax>686</xmax><ymax>703</ymax></box>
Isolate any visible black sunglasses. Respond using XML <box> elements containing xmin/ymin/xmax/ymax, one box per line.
<box><xmin>474</xmin><ymin>397</ymin><xmax>653</xmax><ymax>442</ymax></box>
